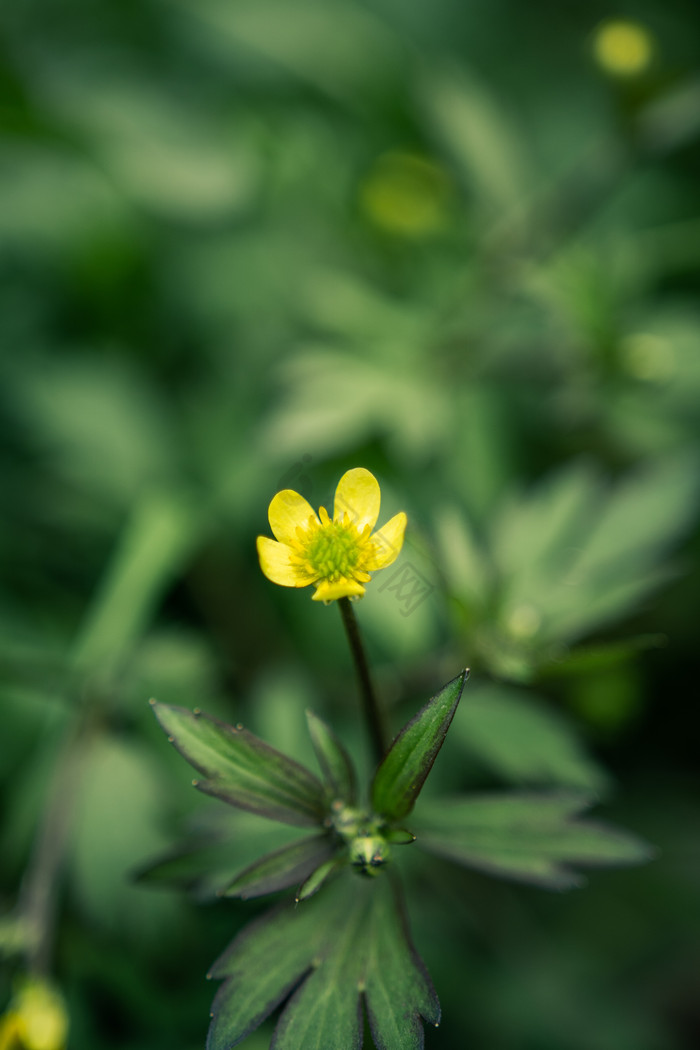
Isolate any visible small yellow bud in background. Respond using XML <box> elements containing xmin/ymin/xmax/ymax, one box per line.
<box><xmin>0</xmin><ymin>980</ymin><xmax>69</xmax><ymax>1050</ymax></box>
<box><xmin>360</xmin><ymin>151</ymin><xmax>450</xmax><ymax>237</ymax></box>
<box><xmin>593</xmin><ymin>19</ymin><xmax>655</xmax><ymax>78</ymax></box>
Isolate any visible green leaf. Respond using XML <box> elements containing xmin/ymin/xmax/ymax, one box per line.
<box><xmin>413</xmin><ymin>793</ymin><xmax>653</xmax><ymax>890</ymax></box>
<box><xmin>454</xmin><ymin>685</ymin><xmax>609</xmax><ymax>792</ymax></box>
<box><xmin>69</xmin><ymin>735</ymin><xmax>177</xmax><ymax>942</ymax></box>
<box><xmin>206</xmin><ymin>873</ymin><xmax>438</xmax><ymax>1050</ymax></box>
<box><xmin>372</xmin><ymin>670</ymin><xmax>468</xmax><ymax>821</ymax></box>
<box><xmin>362</xmin><ymin>877</ymin><xmax>440</xmax><ymax>1050</ymax></box>
<box><xmin>305</xmin><ymin>709</ymin><xmax>357</xmax><ymax>803</ymax></box>
<box><xmin>224</xmin><ymin>834</ymin><xmax>335</xmax><ymax>900</ymax></box>
<box><xmin>296</xmin><ymin>857</ymin><xmax>341</xmax><ymax>902</ymax></box>
<box><xmin>72</xmin><ymin>491</ymin><xmax>202</xmax><ymax>675</ymax></box>
<box><xmin>490</xmin><ymin>457</ymin><xmax>699</xmax><ymax>653</ymax></box>
<box><xmin>537</xmin><ymin>634</ymin><xmax>667</xmax><ymax>678</ymax></box>
<box><xmin>135</xmin><ymin>811</ymin><xmax>305</xmax><ymax>901</ymax></box>
<box><xmin>152</xmin><ymin>703</ymin><xmax>326</xmax><ymax>827</ymax></box>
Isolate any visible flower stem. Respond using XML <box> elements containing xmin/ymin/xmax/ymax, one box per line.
<box><xmin>338</xmin><ymin>597</ymin><xmax>387</xmax><ymax>764</ymax></box>
<box><xmin>18</xmin><ymin>714</ymin><xmax>89</xmax><ymax>976</ymax></box>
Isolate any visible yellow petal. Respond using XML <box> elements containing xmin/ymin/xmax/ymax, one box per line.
<box><xmin>333</xmin><ymin>468</ymin><xmax>381</xmax><ymax>531</ymax></box>
<box><xmin>312</xmin><ymin>578</ymin><xmax>366</xmax><ymax>602</ymax></box>
<box><xmin>256</xmin><ymin>537</ymin><xmax>309</xmax><ymax>587</ymax></box>
<box><xmin>366</xmin><ymin>512</ymin><xmax>407</xmax><ymax>570</ymax></box>
<box><xmin>268</xmin><ymin>489</ymin><xmax>319</xmax><ymax>544</ymax></box>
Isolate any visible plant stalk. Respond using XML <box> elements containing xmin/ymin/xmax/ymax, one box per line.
<box><xmin>338</xmin><ymin>597</ymin><xmax>387</xmax><ymax>764</ymax></box>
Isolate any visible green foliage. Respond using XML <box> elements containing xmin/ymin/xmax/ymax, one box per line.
<box><xmin>152</xmin><ymin>704</ymin><xmax>326</xmax><ymax>827</ymax></box>
<box><xmin>2</xmin><ymin>0</ymin><xmax>699</xmax><ymax>1044</ymax></box>
<box><xmin>149</xmin><ymin>672</ymin><xmax>651</xmax><ymax>1046</ymax></box>
<box><xmin>413</xmin><ymin>794</ymin><xmax>652</xmax><ymax>890</ymax></box>
<box><xmin>371</xmin><ymin>671</ymin><xmax>468</xmax><ymax>821</ymax></box>
<box><xmin>453</xmin><ymin>684</ymin><xmax>609</xmax><ymax>791</ymax></box>
<box><xmin>224</xmin><ymin>835</ymin><xmax>336</xmax><ymax>901</ymax></box>
<box><xmin>305</xmin><ymin>710</ymin><xmax>357</xmax><ymax>804</ymax></box>
<box><xmin>439</xmin><ymin>457</ymin><xmax>698</xmax><ymax>680</ymax></box>
<box><xmin>207</xmin><ymin>874</ymin><xmax>438</xmax><ymax>1050</ymax></box>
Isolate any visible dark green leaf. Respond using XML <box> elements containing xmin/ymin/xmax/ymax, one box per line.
<box><xmin>135</xmin><ymin>811</ymin><xmax>305</xmax><ymax>900</ymax></box>
<box><xmin>224</xmin><ymin>834</ymin><xmax>335</xmax><ymax>900</ymax></box>
<box><xmin>372</xmin><ymin>670</ymin><xmax>468</xmax><ymax>821</ymax></box>
<box><xmin>305</xmin><ymin>709</ymin><xmax>357</xmax><ymax>803</ymax></box>
<box><xmin>296</xmin><ymin>857</ymin><xmax>341</xmax><ymax>902</ymax></box>
<box><xmin>454</xmin><ymin>685</ymin><xmax>609</xmax><ymax>792</ymax></box>
<box><xmin>207</xmin><ymin>873</ymin><xmax>438</xmax><ymax>1050</ymax></box>
<box><xmin>413</xmin><ymin>793</ymin><xmax>653</xmax><ymax>890</ymax></box>
<box><xmin>152</xmin><ymin>703</ymin><xmax>326</xmax><ymax>827</ymax></box>
<box><xmin>362</xmin><ymin>877</ymin><xmax>440</xmax><ymax>1050</ymax></box>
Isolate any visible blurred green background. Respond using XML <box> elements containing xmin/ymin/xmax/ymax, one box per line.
<box><xmin>1</xmin><ymin>0</ymin><xmax>699</xmax><ymax>1047</ymax></box>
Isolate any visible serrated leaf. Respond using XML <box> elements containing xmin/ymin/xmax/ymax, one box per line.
<box><xmin>413</xmin><ymin>793</ymin><xmax>653</xmax><ymax>890</ymax></box>
<box><xmin>305</xmin><ymin>709</ymin><xmax>357</xmax><ymax>803</ymax></box>
<box><xmin>207</xmin><ymin>873</ymin><xmax>438</xmax><ymax>1050</ymax></box>
<box><xmin>372</xmin><ymin>670</ymin><xmax>468</xmax><ymax>821</ymax></box>
<box><xmin>455</xmin><ymin>685</ymin><xmax>609</xmax><ymax>792</ymax></box>
<box><xmin>152</xmin><ymin>703</ymin><xmax>326</xmax><ymax>827</ymax></box>
<box><xmin>224</xmin><ymin>834</ymin><xmax>335</xmax><ymax>900</ymax></box>
<box><xmin>362</xmin><ymin>878</ymin><xmax>440</xmax><ymax>1050</ymax></box>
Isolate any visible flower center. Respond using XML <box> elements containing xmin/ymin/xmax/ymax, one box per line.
<box><xmin>305</xmin><ymin>521</ymin><xmax>360</xmax><ymax>581</ymax></box>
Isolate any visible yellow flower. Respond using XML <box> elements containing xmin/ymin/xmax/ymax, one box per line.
<box><xmin>257</xmin><ymin>467</ymin><xmax>407</xmax><ymax>602</ymax></box>
<box><xmin>592</xmin><ymin>19</ymin><xmax>654</xmax><ymax>77</ymax></box>
<box><xmin>0</xmin><ymin>981</ymin><xmax>68</xmax><ymax>1050</ymax></box>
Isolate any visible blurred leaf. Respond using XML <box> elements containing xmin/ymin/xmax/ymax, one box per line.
<box><xmin>12</xmin><ymin>356</ymin><xmax>178</xmax><ymax>505</ymax></box>
<box><xmin>539</xmin><ymin>634</ymin><xmax>666</xmax><ymax>678</ymax></box>
<box><xmin>433</xmin><ymin>504</ymin><xmax>493</xmax><ymax>610</ymax></box>
<box><xmin>179</xmin><ymin>0</ymin><xmax>405</xmax><ymax>106</ymax></box>
<box><xmin>305</xmin><ymin>710</ymin><xmax>357</xmax><ymax>804</ymax></box>
<box><xmin>261</xmin><ymin>348</ymin><xmax>450</xmax><ymax>463</ymax></box>
<box><xmin>72</xmin><ymin>493</ymin><xmax>203</xmax><ymax>675</ymax></box>
<box><xmin>207</xmin><ymin>873</ymin><xmax>438</xmax><ymax>1050</ymax></box>
<box><xmin>454</xmin><ymin>684</ymin><xmax>609</xmax><ymax>792</ymax></box>
<box><xmin>414</xmin><ymin>793</ymin><xmax>653</xmax><ymax>890</ymax></box>
<box><xmin>224</xmin><ymin>834</ymin><xmax>335</xmax><ymax>900</ymax></box>
<box><xmin>37</xmin><ymin>68</ymin><xmax>260</xmax><ymax>222</ymax></box>
<box><xmin>372</xmin><ymin>670</ymin><xmax>468</xmax><ymax>821</ymax></box>
<box><xmin>152</xmin><ymin>704</ymin><xmax>326</xmax><ymax>827</ymax></box>
<box><xmin>70</xmin><ymin>734</ymin><xmax>177</xmax><ymax>939</ymax></box>
<box><xmin>0</xmin><ymin>141</ymin><xmax>128</xmax><ymax>250</ymax></box>
<box><xmin>419</xmin><ymin>65</ymin><xmax>531</xmax><ymax>214</ymax></box>
<box><xmin>456</xmin><ymin>456</ymin><xmax>699</xmax><ymax>678</ymax></box>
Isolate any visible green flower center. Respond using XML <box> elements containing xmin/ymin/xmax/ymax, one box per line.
<box><xmin>306</xmin><ymin>523</ymin><xmax>360</xmax><ymax>581</ymax></box>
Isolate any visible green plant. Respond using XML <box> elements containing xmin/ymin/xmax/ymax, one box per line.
<box><xmin>144</xmin><ymin>468</ymin><xmax>650</xmax><ymax>1049</ymax></box>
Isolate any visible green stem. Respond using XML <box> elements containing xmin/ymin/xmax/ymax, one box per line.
<box><xmin>338</xmin><ymin>598</ymin><xmax>387</xmax><ymax>764</ymax></box>
<box><xmin>19</xmin><ymin>714</ymin><xmax>89</xmax><ymax>976</ymax></box>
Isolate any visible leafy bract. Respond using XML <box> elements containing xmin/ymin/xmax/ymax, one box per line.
<box><xmin>372</xmin><ymin>670</ymin><xmax>468</xmax><ymax>821</ymax></box>
<box><xmin>207</xmin><ymin>872</ymin><xmax>438</xmax><ymax>1050</ymax></box>
<box><xmin>152</xmin><ymin>703</ymin><xmax>325</xmax><ymax>826</ymax></box>
<box><xmin>454</xmin><ymin>684</ymin><xmax>609</xmax><ymax>792</ymax></box>
<box><xmin>305</xmin><ymin>709</ymin><xmax>357</xmax><ymax>803</ymax></box>
<box><xmin>413</xmin><ymin>793</ymin><xmax>653</xmax><ymax>890</ymax></box>
<box><xmin>224</xmin><ymin>834</ymin><xmax>335</xmax><ymax>900</ymax></box>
